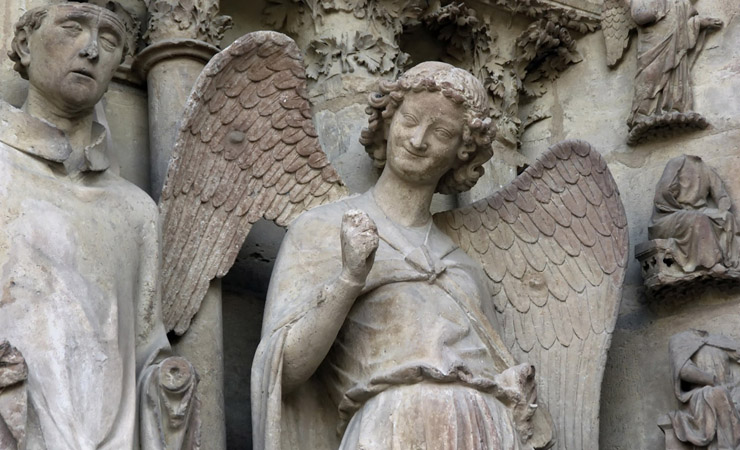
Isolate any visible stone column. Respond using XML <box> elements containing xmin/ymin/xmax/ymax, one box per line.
<box><xmin>133</xmin><ymin>2</ymin><xmax>231</xmax><ymax>448</ymax></box>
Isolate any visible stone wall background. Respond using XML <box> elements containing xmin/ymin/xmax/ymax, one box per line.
<box><xmin>1</xmin><ymin>0</ymin><xmax>739</xmax><ymax>448</ymax></box>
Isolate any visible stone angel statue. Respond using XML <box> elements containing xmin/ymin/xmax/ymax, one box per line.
<box><xmin>158</xmin><ymin>32</ymin><xmax>629</xmax><ymax>450</ymax></box>
<box><xmin>600</xmin><ymin>0</ymin><xmax>723</xmax><ymax>144</ymax></box>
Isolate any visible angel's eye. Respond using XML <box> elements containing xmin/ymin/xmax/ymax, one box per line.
<box><xmin>435</xmin><ymin>128</ymin><xmax>453</xmax><ymax>139</ymax></box>
<box><xmin>402</xmin><ymin>113</ymin><xmax>418</xmax><ymax>125</ymax></box>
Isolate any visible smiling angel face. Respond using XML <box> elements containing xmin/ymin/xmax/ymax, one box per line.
<box><xmin>386</xmin><ymin>90</ymin><xmax>467</xmax><ymax>188</ymax></box>
<box><xmin>361</xmin><ymin>61</ymin><xmax>494</xmax><ymax>194</ymax></box>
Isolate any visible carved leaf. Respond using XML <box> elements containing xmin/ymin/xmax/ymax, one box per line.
<box><xmin>352</xmin><ymin>32</ymin><xmax>384</xmax><ymax>73</ymax></box>
<box><xmin>159</xmin><ymin>31</ymin><xmax>349</xmax><ymax>335</ymax></box>
<box><xmin>434</xmin><ymin>140</ymin><xmax>629</xmax><ymax>450</ymax></box>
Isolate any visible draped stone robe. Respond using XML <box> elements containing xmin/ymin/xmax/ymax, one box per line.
<box><xmin>667</xmin><ymin>330</ymin><xmax>740</xmax><ymax>449</ymax></box>
<box><xmin>252</xmin><ymin>191</ymin><xmax>530</xmax><ymax>450</ymax></box>
<box><xmin>0</xmin><ymin>101</ymin><xmax>172</xmax><ymax>449</ymax></box>
<box><xmin>649</xmin><ymin>155</ymin><xmax>739</xmax><ymax>272</ymax></box>
<box><xmin>630</xmin><ymin>0</ymin><xmax>706</xmax><ymax>125</ymax></box>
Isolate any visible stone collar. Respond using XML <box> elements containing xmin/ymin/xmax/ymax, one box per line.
<box><xmin>0</xmin><ymin>100</ymin><xmax>110</xmax><ymax>172</ymax></box>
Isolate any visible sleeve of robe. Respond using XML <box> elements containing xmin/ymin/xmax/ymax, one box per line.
<box><xmin>251</xmin><ymin>206</ymin><xmax>345</xmax><ymax>450</ymax></box>
<box><xmin>707</xmin><ymin>166</ymin><xmax>732</xmax><ymax>212</ymax></box>
<box><xmin>652</xmin><ymin>155</ymin><xmax>685</xmax><ymax>216</ymax></box>
<box><xmin>669</xmin><ymin>331</ymin><xmax>709</xmax><ymax>403</ymax></box>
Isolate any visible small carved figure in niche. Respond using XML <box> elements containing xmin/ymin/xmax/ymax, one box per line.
<box><xmin>0</xmin><ymin>3</ymin><xmax>198</xmax><ymax>448</ymax></box>
<box><xmin>601</xmin><ymin>0</ymin><xmax>723</xmax><ymax>144</ymax></box>
<box><xmin>650</xmin><ymin>155</ymin><xmax>739</xmax><ymax>272</ymax></box>
<box><xmin>659</xmin><ymin>330</ymin><xmax>740</xmax><ymax>449</ymax></box>
<box><xmin>636</xmin><ymin>155</ymin><xmax>740</xmax><ymax>299</ymax></box>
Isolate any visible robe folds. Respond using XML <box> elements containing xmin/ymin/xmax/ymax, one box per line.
<box><xmin>630</xmin><ymin>0</ymin><xmax>706</xmax><ymax>125</ymax></box>
<box><xmin>0</xmin><ymin>101</ymin><xmax>173</xmax><ymax>449</ymax></box>
<box><xmin>668</xmin><ymin>330</ymin><xmax>740</xmax><ymax>450</ymax></box>
<box><xmin>252</xmin><ymin>190</ymin><xmax>537</xmax><ymax>450</ymax></box>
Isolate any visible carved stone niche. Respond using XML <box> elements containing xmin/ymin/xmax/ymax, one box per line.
<box><xmin>636</xmin><ymin>155</ymin><xmax>740</xmax><ymax>302</ymax></box>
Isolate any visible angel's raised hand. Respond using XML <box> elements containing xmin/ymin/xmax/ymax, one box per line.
<box><xmin>340</xmin><ymin>210</ymin><xmax>379</xmax><ymax>285</ymax></box>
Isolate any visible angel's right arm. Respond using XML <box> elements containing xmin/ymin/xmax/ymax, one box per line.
<box><xmin>260</xmin><ymin>209</ymin><xmax>364</xmax><ymax>395</ymax></box>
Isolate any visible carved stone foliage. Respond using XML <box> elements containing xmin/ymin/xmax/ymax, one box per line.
<box><xmin>304</xmin><ymin>31</ymin><xmax>408</xmax><ymax>80</ymax></box>
<box><xmin>262</xmin><ymin>0</ymin><xmax>598</xmax><ymax>148</ymax></box>
<box><xmin>144</xmin><ymin>0</ymin><xmax>233</xmax><ymax>45</ymax></box>
<box><xmin>423</xmin><ymin>2</ymin><xmax>593</xmax><ymax>150</ymax></box>
<box><xmin>0</xmin><ymin>341</ymin><xmax>27</xmax><ymax>450</ymax></box>
<box><xmin>512</xmin><ymin>15</ymin><xmax>586</xmax><ymax>99</ymax></box>
<box><xmin>636</xmin><ymin>155</ymin><xmax>740</xmax><ymax>301</ymax></box>
<box><xmin>659</xmin><ymin>330</ymin><xmax>740</xmax><ymax>449</ymax></box>
<box><xmin>263</xmin><ymin>0</ymin><xmax>424</xmax><ymax>81</ymax></box>
<box><xmin>601</xmin><ymin>0</ymin><xmax>723</xmax><ymax>145</ymax></box>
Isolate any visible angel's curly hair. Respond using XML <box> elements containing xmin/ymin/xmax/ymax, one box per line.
<box><xmin>8</xmin><ymin>2</ymin><xmax>134</xmax><ymax>81</ymax></box>
<box><xmin>359</xmin><ymin>61</ymin><xmax>495</xmax><ymax>194</ymax></box>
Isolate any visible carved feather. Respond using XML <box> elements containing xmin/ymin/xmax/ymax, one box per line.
<box><xmin>601</xmin><ymin>0</ymin><xmax>636</xmax><ymax>67</ymax></box>
<box><xmin>159</xmin><ymin>31</ymin><xmax>349</xmax><ymax>335</ymax></box>
<box><xmin>434</xmin><ymin>140</ymin><xmax>628</xmax><ymax>450</ymax></box>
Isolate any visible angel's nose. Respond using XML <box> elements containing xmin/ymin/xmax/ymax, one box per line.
<box><xmin>409</xmin><ymin>125</ymin><xmax>428</xmax><ymax>151</ymax></box>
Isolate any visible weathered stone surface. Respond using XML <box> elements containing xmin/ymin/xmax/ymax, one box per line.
<box><xmin>658</xmin><ymin>329</ymin><xmax>740</xmax><ymax>449</ymax></box>
<box><xmin>521</xmin><ymin>1</ymin><xmax>740</xmax><ymax>448</ymax></box>
<box><xmin>247</xmin><ymin>59</ymin><xmax>631</xmax><ymax>450</ymax></box>
<box><xmin>0</xmin><ymin>3</ymin><xmax>199</xmax><ymax>448</ymax></box>
<box><xmin>252</xmin><ymin>61</ymin><xmax>557</xmax><ymax>450</ymax></box>
<box><xmin>635</xmin><ymin>155</ymin><xmax>740</xmax><ymax>301</ymax></box>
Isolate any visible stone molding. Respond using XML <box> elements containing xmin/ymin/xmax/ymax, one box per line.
<box><xmin>132</xmin><ymin>38</ymin><xmax>220</xmax><ymax>78</ymax></box>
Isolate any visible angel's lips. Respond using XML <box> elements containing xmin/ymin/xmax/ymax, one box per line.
<box><xmin>401</xmin><ymin>146</ymin><xmax>426</xmax><ymax>158</ymax></box>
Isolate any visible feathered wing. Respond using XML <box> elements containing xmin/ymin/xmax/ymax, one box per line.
<box><xmin>602</xmin><ymin>0</ymin><xmax>636</xmax><ymax>67</ymax></box>
<box><xmin>435</xmin><ymin>140</ymin><xmax>628</xmax><ymax>450</ymax></box>
<box><xmin>159</xmin><ymin>31</ymin><xmax>349</xmax><ymax>335</ymax></box>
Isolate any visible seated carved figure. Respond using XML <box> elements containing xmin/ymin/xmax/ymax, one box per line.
<box><xmin>648</xmin><ymin>155</ymin><xmax>739</xmax><ymax>273</ymax></box>
<box><xmin>0</xmin><ymin>3</ymin><xmax>197</xmax><ymax>448</ymax></box>
<box><xmin>661</xmin><ymin>330</ymin><xmax>740</xmax><ymax>449</ymax></box>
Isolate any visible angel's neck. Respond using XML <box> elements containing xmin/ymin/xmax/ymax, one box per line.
<box><xmin>372</xmin><ymin>169</ymin><xmax>435</xmax><ymax>228</ymax></box>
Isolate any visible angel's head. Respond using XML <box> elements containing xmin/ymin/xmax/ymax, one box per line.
<box><xmin>360</xmin><ymin>61</ymin><xmax>495</xmax><ymax>194</ymax></box>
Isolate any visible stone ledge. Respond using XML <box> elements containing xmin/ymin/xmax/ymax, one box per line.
<box><xmin>636</xmin><ymin>239</ymin><xmax>740</xmax><ymax>304</ymax></box>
